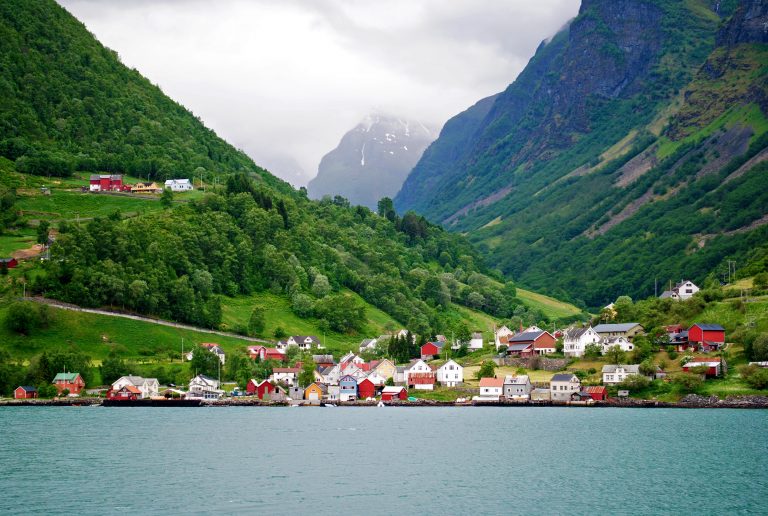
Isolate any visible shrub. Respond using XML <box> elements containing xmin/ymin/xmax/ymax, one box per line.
<box><xmin>667</xmin><ymin>350</ymin><xmax>678</xmax><ymax>360</ymax></box>
<box><xmin>516</xmin><ymin>367</ymin><xmax>527</xmax><ymax>375</ymax></box>
<box><xmin>5</xmin><ymin>302</ymin><xmax>42</xmax><ymax>335</ymax></box>
<box><xmin>670</xmin><ymin>372</ymin><xmax>703</xmax><ymax>392</ymax></box>
<box><xmin>739</xmin><ymin>365</ymin><xmax>768</xmax><ymax>390</ymax></box>
<box><xmin>475</xmin><ymin>360</ymin><xmax>496</xmax><ymax>380</ymax></box>
<box><xmin>618</xmin><ymin>374</ymin><xmax>651</xmax><ymax>390</ymax></box>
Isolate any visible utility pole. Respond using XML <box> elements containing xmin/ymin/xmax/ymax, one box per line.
<box><xmin>654</xmin><ymin>278</ymin><xmax>658</xmax><ymax>298</ymax></box>
<box><xmin>727</xmin><ymin>260</ymin><xmax>736</xmax><ymax>284</ymax></box>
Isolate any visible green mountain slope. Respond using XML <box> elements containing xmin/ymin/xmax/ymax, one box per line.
<box><xmin>395</xmin><ymin>0</ymin><xmax>768</xmax><ymax>308</ymax></box>
<box><xmin>0</xmin><ymin>0</ymin><xmax>586</xmax><ymax>373</ymax></box>
<box><xmin>0</xmin><ymin>0</ymin><xmax>285</xmax><ymax>191</ymax></box>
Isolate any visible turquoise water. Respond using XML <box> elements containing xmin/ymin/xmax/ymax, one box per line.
<box><xmin>1</xmin><ymin>407</ymin><xmax>767</xmax><ymax>515</ymax></box>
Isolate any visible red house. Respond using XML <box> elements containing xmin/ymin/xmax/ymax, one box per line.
<box><xmin>89</xmin><ymin>174</ymin><xmax>124</xmax><ymax>192</ymax></box>
<box><xmin>247</xmin><ymin>379</ymin><xmax>281</xmax><ymax>400</ymax></box>
<box><xmin>585</xmin><ymin>386</ymin><xmax>607</xmax><ymax>401</ymax></box>
<box><xmin>381</xmin><ymin>386</ymin><xmax>408</xmax><ymax>401</ymax></box>
<box><xmin>683</xmin><ymin>357</ymin><xmax>724</xmax><ymax>378</ymax></box>
<box><xmin>688</xmin><ymin>324</ymin><xmax>725</xmax><ymax>350</ymax></box>
<box><xmin>357</xmin><ymin>378</ymin><xmax>376</xmax><ymax>399</ymax></box>
<box><xmin>14</xmin><ymin>386</ymin><xmax>38</xmax><ymax>399</ymax></box>
<box><xmin>52</xmin><ymin>372</ymin><xmax>85</xmax><ymax>394</ymax></box>
<box><xmin>506</xmin><ymin>342</ymin><xmax>535</xmax><ymax>357</ymax></box>
<box><xmin>506</xmin><ymin>330</ymin><xmax>556</xmax><ymax>356</ymax></box>
<box><xmin>0</xmin><ymin>258</ymin><xmax>18</xmax><ymax>269</ymax></box>
<box><xmin>420</xmin><ymin>342</ymin><xmax>443</xmax><ymax>360</ymax></box>
<box><xmin>106</xmin><ymin>385</ymin><xmax>140</xmax><ymax>400</ymax></box>
<box><xmin>247</xmin><ymin>346</ymin><xmax>285</xmax><ymax>362</ymax></box>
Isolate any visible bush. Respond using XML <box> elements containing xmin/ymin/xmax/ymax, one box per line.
<box><xmin>475</xmin><ymin>360</ymin><xmax>496</xmax><ymax>380</ymax></box>
<box><xmin>618</xmin><ymin>375</ymin><xmax>651</xmax><ymax>390</ymax></box>
<box><xmin>667</xmin><ymin>349</ymin><xmax>678</xmax><ymax>360</ymax></box>
<box><xmin>584</xmin><ymin>343</ymin><xmax>602</xmax><ymax>359</ymax></box>
<box><xmin>739</xmin><ymin>365</ymin><xmax>768</xmax><ymax>390</ymax></box>
<box><xmin>670</xmin><ymin>372</ymin><xmax>703</xmax><ymax>392</ymax></box>
<box><xmin>515</xmin><ymin>367</ymin><xmax>527</xmax><ymax>375</ymax></box>
<box><xmin>5</xmin><ymin>302</ymin><xmax>42</xmax><ymax>335</ymax></box>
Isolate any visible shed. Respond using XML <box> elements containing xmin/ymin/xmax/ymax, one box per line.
<box><xmin>14</xmin><ymin>386</ymin><xmax>38</xmax><ymax>399</ymax></box>
<box><xmin>357</xmin><ymin>378</ymin><xmax>376</xmax><ymax>399</ymax></box>
<box><xmin>381</xmin><ymin>386</ymin><xmax>408</xmax><ymax>401</ymax></box>
<box><xmin>585</xmin><ymin>386</ymin><xmax>607</xmax><ymax>401</ymax></box>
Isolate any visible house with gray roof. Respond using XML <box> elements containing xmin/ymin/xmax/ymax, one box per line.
<box><xmin>503</xmin><ymin>375</ymin><xmax>531</xmax><ymax>400</ymax></box>
<box><xmin>563</xmin><ymin>326</ymin><xmax>601</xmax><ymax>357</ymax></box>
<box><xmin>593</xmin><ymin>323</ymin><xmax>644</xmax><ymax>341</ymax></box>
<box><xmin>550</xmin><ymin>373</ymin><xmax>581</xmax><ymax>401</ymax></box>
<box><xmin>111</xmin><ymin>375</ymin><xmax>159</xmax><ymax>399</ymax></box>
<box><xmin>602</xmin><ymin>364</ymin><xmax>641</xmax><ymax>385</ymax></box>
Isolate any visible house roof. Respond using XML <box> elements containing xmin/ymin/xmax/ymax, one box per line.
<box><xmin>564</xmin><ymin>327</ymin><xmax>591</xmax><ymax>340</ymax></box>
<box><xmin>312</xmin><ymin>354</ymin><xmax>334</xmax><ymax>363</ymax></box>
<box><xmin>479</xmin><ymin>377</ymin><xmax>504</xmax><ymax>388</ymax></box>
<box><xmin>273</xmin><ymin>368</ymin><xmax>299</xmax><ymax>373</ymax></box>
<box><xmin>593</xmin><ymin>323</ymin><xmax>642</xmax><ymax>333</ymax></box>
<box><xmin>422</xmin><ymin>341</ymin><xmax>444</xmax><ymax>349</ymax></box>
<box><xmin>504</xmin><ymin>375</ymin><xmax>529</xmax><ymax>385</ymax></box>
<box><xmin>691</xmin><ymin>323</ymin><xmax>725</xmax><ymax>331</ymax></box>
<box><xmin>507</xmin><ymin>343</ymin><xmax>533</xmax><ymax>351</ymax></box>
<box><xmin>585</xmin><ymin>386</ymin><xmax>607</xmax><ymax>394</ymax></box>
<box><xmin>471</xmin><ymin>332</ymin><xmax>483</xmax><ymax>339</ymax></box>
<box><xmin>53</xmin><ymin>372</ymin><xmax>81</xmax><ymax>382</ymax></box>
<box><xmin>121</xmin><ymin>385</ymin><xmax>142</xmax><ymax>394</ymax></box>
<box><xmin>508</xmin><ymin>330</ymin><xmax>545</xmax><ymax>343</ymax></box>
<box><xmin>551</xmin><ymin>373</ymin><xmax>578</xmax><ymax>382</ymax></box>
<box><xmin>685</xmin><ymin>360</ymin><xmax>720</xmax><ymax>368</ymax></box>
<box><xmin>602</xmin><ymin>364</ymin><xmax>640</xmax><ymax>374</ymax></box>
<box><xmin>382</xmin><ymin>386</ymin><xmax>406</xmax><ymax>394</ymax></box>
<box><xmin>659</xmin><ymin>290</ymin><xmax>676</xmax><ymax>299</ymax></box>
<box><xmin>17</xmin><ymin>386</ymin><xmax>37</xmax><ymax>392</ymax></box>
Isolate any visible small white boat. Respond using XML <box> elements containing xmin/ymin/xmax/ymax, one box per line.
<box><xmin>377</xmin><ymin>401</ymin><xmax>385</xmax><ymax>407</ymax></box>
<box><xmin>324</xmin><ymin>403</ymin><xmax>337</xmax><ymax>407</ymax></box>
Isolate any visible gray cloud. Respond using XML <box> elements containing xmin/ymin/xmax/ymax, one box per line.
<box><xmin>58</xmin><ymin>0</ymin><xmax>579</xmax><ymax>186</ymax></box>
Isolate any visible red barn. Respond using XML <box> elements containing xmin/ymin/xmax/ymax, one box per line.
<box><xmin>420</xmin><ymin>342</ymin><xmax>443</xmax><ymax>360</ymax></box>
<box><xmin>357</xmin><ymin>378</ymin><xmax>376</xmax><ymax>399</ymax></box>
<box><xmin>381</xmin><ymin>386</ymin><xmax>408</xmax><ymax>401</ymax></box>
<box><xmin>246</xmin><ymin>379</ymin><xmax>279</xmax><ymax>400</ymax></box>
<box><xmin>89</xmin><ymin>174</ymin><xmax>123</xmax><ymax>192</ymax></box>
<box><xmin>247</xmin><ymin>346</ymin><xmax>285</xmax><ymax>362</ymax></box>
<box><xmin>683</xmin><ymin>357</ymin><xmax>724</xmax><ymax>378</ymax></box>
<box><xmin>585</xmin><ymin>386</ymin><xmax>607</xmax><ymax>401</ymax></box>
<box><xmin>688</xmin><ymin>324</ymin><xmax>725</xmax><ymax>350</ymax></box>
<box><xmin>14</xmin><ymin>386</ymin><xmax>38</xmax><ymax>399</ymax></box>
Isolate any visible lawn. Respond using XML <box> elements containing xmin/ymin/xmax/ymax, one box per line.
<box><xmin>0</xmin><ymin>304</ymin><xmax>257</xmax><ymax>363</ymax></box>
<box><xmin>220</xmin><ymin>290</ymin><xmax>400</xmax><ymax>355</ymax></box>
<box><xmin>16</xmin><ymin>190</ymin><xmax>163</xmax><ymax>222</ymax></box>
<box><xmin>0</xmin><ymin>229</ymin><xmax>36</xmax><ymax>256</ymax></box>
<box><xmin>516</xmin><ymin>288</ymin><xmax>583</xmax><ymax>319</ymax></box>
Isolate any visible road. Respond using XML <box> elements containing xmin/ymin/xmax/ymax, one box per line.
<box><xmin>25</xmin><ymin>296</ymin><xmax>272</xmax><ymax>344</ymax></box>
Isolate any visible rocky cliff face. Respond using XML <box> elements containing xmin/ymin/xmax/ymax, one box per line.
<box><xmin>307</xmin><ymin>114</ymin><xmax>434</xmax><ymax>209</ymax></box>
<box><xmin>394</xmin><ymin>0</ymin><xmax>768</xmax><ymax>307</ymax></box>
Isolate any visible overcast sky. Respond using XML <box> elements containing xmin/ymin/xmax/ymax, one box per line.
<box><xmin>58</xmin><ymin>0</ymin><xmax>579</xmax><ymax>186</ymax></box>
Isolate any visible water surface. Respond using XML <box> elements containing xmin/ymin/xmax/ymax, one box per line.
<box><xmin>1</xmin><ymin>407</ymin><xmax>766</xmax><ymax>515</ymax></box>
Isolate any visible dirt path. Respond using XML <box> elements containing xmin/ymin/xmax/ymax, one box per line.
<box><xmin>25</xmin><ymin>297</ymin><xmax>272</xmax><ymax>344</ymax></box>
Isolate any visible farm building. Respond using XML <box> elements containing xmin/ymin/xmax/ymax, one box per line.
<box><xmin>357</xmin><ymin>378</ymin><xmax>376</xmax><ymax>399</ymax></box>
<box><xmin>688</xmin><ymin>324</ymin><xmax>725</xmax><ymax>350</ymax></box>
<box><xmin>14</xmin><ymin>386</ymin><xmax>38</xmax><ymax>399</ymax></box>
<box><xmin>381</xmin><ymin>386</ymin><xmax>408</xmax><ymax>401</ymax></box>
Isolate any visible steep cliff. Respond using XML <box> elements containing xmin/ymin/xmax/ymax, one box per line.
<box><xmin>395</xmin><ymin>0</ymin><xmax>768</xmax><ymax>307</ymax></box>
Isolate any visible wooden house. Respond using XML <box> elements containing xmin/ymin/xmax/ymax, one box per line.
<box><xmin>14</xmin><ymin>386</ymin><xmax>37</xmax><ymax>399</ymax></box>
<box><xmin>585</xmin><ymin>386</ymin><xmax>607</xmax><ymax>401</ymax></box>
<box><xmin>357</xmin><ymin>378</ymin><xmax>376</xmax><ymax>399</ymax></box>
<box><xmin>381</xmin><ymin>386</ymin><xmax>408</xmax><ymax>401</ymax></box>
<box><xmin>304</xmin><ymin>382</ymin><xmax>326</xmax><ymax>401</ymax></box>
<box><xmin>420</xmin><ymin>341</ymin><xmax>443</xmax><ymax>360</ymax></box>
<box><xmin>52</xmin><ymin>372</ymin><xmax>85</xmax><ymax>395</ymax></box>
<box><xmin>688</xmin><ymin>324</ymin><xmax>725</xmax><ymax>350</ymax></box>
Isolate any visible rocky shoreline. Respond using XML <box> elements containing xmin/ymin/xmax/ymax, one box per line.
<box><xmin>3</xmin><ymin>395</ymin><xmax>768</xmax><ymax>409</ymax></box>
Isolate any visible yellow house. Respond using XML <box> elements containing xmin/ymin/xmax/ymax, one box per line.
<box><xmin>304</xmin><ymin>383</ymin><xmax>325</xmax><ymax>401</ymax></box>
<box><xmin>372</xmin><ymin>359</ymin><xmax>397</xmax><ymax>380</ymax></box>
<box><xmin>131</xmin><ymin>182</ymin><xmax>161</xmax><ymax>193</ymax></box>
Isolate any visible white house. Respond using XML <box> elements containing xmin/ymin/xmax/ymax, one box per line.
<box><xmin>524</xmin><ymin>325</ymin><xmax>543</xmax><ymax>333</ymax></box>
<box><xmin>602</xmin><ymin>364</ymin><xmax>641</xmax><ymax>385</ymax></box>
<box><xmin>469</xmin><ymin>332</ymin><xmax>484</xmax><ymax>350</ymax></box>
<box><xmin>659</xmin><ymin>280</ymin><xmax>700</xmax><ymax>301</ymax></box>
<box><xmin>478</xmin><ymin>377</ymin><xmax>504</xmax><ymax>398</ymax></box>
<box><xmin>436</xmin><ymin>360</ymin><xmax>463</xmax><ymax>387</ymax></box>
<box><xmin>111</xmin><ymin>376</ymin><xmax>159</xmax><ymax>399</ymax></box>
<box><xmin>495</xmin><ymin>326</ymin><xmax>515</xmax><ymax>349</ymax></box>
<box><xmin>276</xmin><ymin>335</ymin><xmax>323</xmax><ymax>351</ymax></box>
<box><xmin>364</xmin><ymin>371</ymin><xmax>387</xmax><ymax>387</ymax></box>
<box><xmin>563</xmin><ymin>326</ymin><xmax>601</xmax><ymax>357</ymax></box>
<box><xmin>550</xmin><ymin>373</ymin><xmax>581</xmax><ymax>401</ymax></box>
<box><xmin>503</xmin><ymin>375</ymin><xmax>532</xmax><ymax>400</ymax></box>
<box><xmin>601</xmin><ymin>336</ymin><xmax>635</xmax><ymax>354</ymax></box>
<box><xmin>359</xmin><ymin>338</ymin><xmax>378</xmax><ymax>353</ymax></box>
<box><xmin>320</xmin><ymin>364</ymin><xmax>341</xmax><ymax>386</ymax></box>
<box><xmin>270</xmin><ymin>367</ymin><xmax>300</xmax><ymax>386</ymax></box>
<box><xmin>164</xmin><ymin>179</ymin><xmax>193</xmax><ymax>192</ymax></box>
<box><xmin>188</xmin><ymin>374</ymin><xmax>223</xmax><ymax>399</ymax></box>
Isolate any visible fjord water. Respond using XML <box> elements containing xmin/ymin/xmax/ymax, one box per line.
<box><xmin>2</xmin><ymin>407</ymin><xmax>767</xmax><ymax>515</ymax></box>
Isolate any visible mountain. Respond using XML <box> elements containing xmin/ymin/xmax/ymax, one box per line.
<box><xmin>395</xmin><ymin>0</ymin><xmax>768</xmax><ymax>308</ymax></box>
<box><xmin>0</xmin><ymin>0</ymin><xmax>286</xmax><ymax>192</ymax></box>
<box><xmin>307</xmin><ymin>114</ymin><xmax>435</xmax><ymax>209</ymax></box>
<box><xmin>1</xmin><ymin>0</ymin><xmax>570</xmax><ymax>355</ymax></box>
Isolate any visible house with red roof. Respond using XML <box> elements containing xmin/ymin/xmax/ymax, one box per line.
<box><xmin>683</xmin><ymin>357</ymin><xmax>725</xmax><ymax>378</ymax></box>
<box><xmin>585</xmin><ymin>386</ymin><xmax>607</xmax><ymax>401</ymax></box>
<box><xmin>246</xmin><ymin>379</ymin><xmax>286</xmax><ymax>400</ymax></box>
<box><xmin>107</xmin><ymin>385</ymin><xmax>141</xmax><ymax>400</ymax></box>
<box><xmin>478</xmin><ymin>377</ymin><xmax>504</xmax><ymax>397</ymax></box>
<box><xmin>247</xmin><ymin>345</ymin><xmax>286</xmax><ymax>362</ymax></box>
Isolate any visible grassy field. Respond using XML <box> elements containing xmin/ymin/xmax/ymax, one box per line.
<box><xmin>16</xmin><ymin>190</ymin><xmax>163</xmax><ymax>222</ymax></box>
<box><xmin>516</xmin><ymin>288</ymin><xmax>583</xmax><ymax>319</ymax></box>
<box><xmin>0</xmin><ymin>304</ymin><xmax>257</xmax><ymax>363</ymax></box>
<box><xmin>0</xmin><ymin>229</ymin><xmax>36</xmax><ymax>256</ymax></box>
<box><xmin>220</xmin><ymin>290</ymin><xmax>399</xmax><ymax>355</ymax></box>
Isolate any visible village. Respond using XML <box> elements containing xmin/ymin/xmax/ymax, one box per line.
<box><xmin>12</xmin><ymin>278</ymin><xmax>753</xmax><ymax>407</ymax></box>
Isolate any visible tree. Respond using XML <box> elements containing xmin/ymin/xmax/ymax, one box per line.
<box><xmin>160</xmin><ymin>188</ymin><xmax>174</xmax><ymax>208</ymax></box>
<box><xmin>476</xmin><ymin>360</ymin><xmax>496</xmax><ymax>380</ymax></box>
<box><xmin>315</xmin><ymin>294</ymin><xmax>366</xmax><ymax>333</ymax></box>
<box><xmin>5</xmin><ymin>302</ymin><xmax>42</xmax><ymax>335</ymax></box>
<box><xmin>274</xmin><ymin>326</ymin><xmax>287</xmax><ymax>339</ymax></box>
<box><xmin>377</xmin><ymin>197</ymin><xmax>394</xmax><ymax>218</ymax></box>
<box><xmin>385</xmin><ymin>377</ymin><xmax>395</xmax><ymax>386</ymax></box>
<box><xmin>584</xmin><ymin>343</ymin><xmax>602</xmax><ymax>359</ymax></box>
<box><xmin>189</xmin><ymin>346</ymin><xmax>220</xmax><ymax>378</ymax></box>
<box><xmin>638</xmin><ymin>359</ymin><xmax>656</xmax><ymax>377</ymax></box>
<box><xmin>752</xmin><ymin>334</ymin><xmax>768</xmax><ymax>361</ymax></box>
<box><xmin>100</xmin><ymin>352</ymin><xmax>127</xmax><ymax>385</ymax></box>
<box><xmin>247</xmin><ymin>306</ymin><xmax>266</xmax><ymax>336</ymax></box>
<box><xmin>36</xmin><ymin>220</ymin><xmax>50</xmax><ymax>245</ymax></box>
<box><xmin>291</xmin><ymin>293</ymin><xmax>314</xmax><ymax>318</ymax></box>
<box><xmin>753</xmin><ymin>273</ymin><xmax>768</xmax><ymax>290</ymax></box>
<box><xmin>311</xmin><ymin>274</ymin><xmax>331</xmax><ymax>297</ymax></box>
<box><xmin>298</xmin><ymin>357</ymin><xmax>315</xmax><ymax>387</ymax></box>
<box><xmin>670</xmin><ymin>372</ymin><xmax>703</xmax><ymax>392</ymax></box>
<box><xmin>605</xmin><ymin>345</ymin><xmax>626</xmax><ymax>365</ymax></box>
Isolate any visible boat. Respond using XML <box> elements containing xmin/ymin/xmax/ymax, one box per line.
<box><xmin>324</xmin><ymin>403</ymin><xmax>337</xmax><ymax>407</ymax></box>
<box><xmin>377</xmin><ymin>401</ymin><xmax>385</xmax><ymax>407</ymax></box>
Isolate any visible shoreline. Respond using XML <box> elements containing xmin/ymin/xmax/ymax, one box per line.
<box><xmin>2</xmin><ymin>394</ymin><xmax>768</xmax><ymax>409</ymax></box>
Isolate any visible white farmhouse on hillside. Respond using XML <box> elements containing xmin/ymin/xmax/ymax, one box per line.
<box><xmin>495</xmin><ymin>326</ymin><xmax>515</xmax><ymax>350</ymax></box>
<box><xmin>563</xmin><ymin>326</ymin><xmax>601</xmax><ymax>357</ymax></box>
<box><xmin>164</xmin><ymin>178</ymin><xmax>193</xmax><ymax>192</ymax></box>
<box><xmin>659</xmin><ymin>280</ymin><xmax>700</xmax><ymax>301</ymax></box>
<box><xmin>111</xmin><ymin>376</ymin><xmax>159</xmax><ymax>399</ymax></box>
<box><xmin>602</xmin><ymin>364</ymin><xmax>641</xmax><ymax>385</ymax></box>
